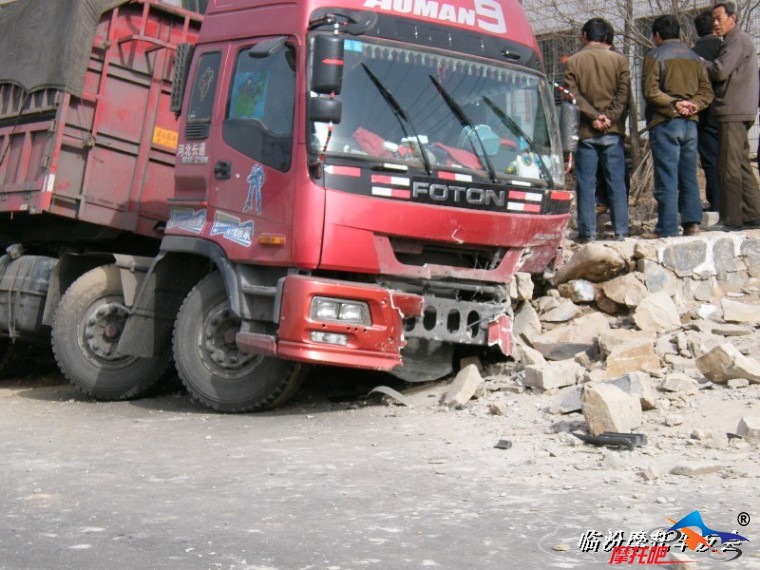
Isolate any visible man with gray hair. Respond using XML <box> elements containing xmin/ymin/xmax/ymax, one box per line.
<box><xmin>705</xmin><ymin>2</ymin><xmax>760</xmax><ymax>230</ymax></box>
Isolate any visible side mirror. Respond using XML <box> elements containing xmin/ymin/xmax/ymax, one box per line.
<box><xmin>559</xmin><ymin>101</ymin><xmax>579</xmax><ymax>154</ymax></box>
<box><xmin>311</xmin><ymin>34</ymin><xmax>344</xmax><ymax>94</ymax></box>
<box><xmin>249</xmin><ymin>36</ymin><xmax>287</xmax><ymax>58</ymax></box>
<box><xmin>309</xmin><ymin>96</ymin><xmax>342</xmax><ymax>124</ymax></box>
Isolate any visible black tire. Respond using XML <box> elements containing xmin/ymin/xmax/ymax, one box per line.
<box><xmin>51</xmin><ymin>265</ymin><xmax>173</xmax><ymax>400</ymax></box>
<box><xmin>0</xmin><ymin>337</ymin><xmax>16</xmax><ymax>378</ymax></box>
<box><xmin>173</xmin><ymin>273</ymin><xmax>307</xmax><ymax>413</ymax></box>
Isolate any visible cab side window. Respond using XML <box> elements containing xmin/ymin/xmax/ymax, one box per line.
<box><xmin>223</xmin><ymin>43</ymin><xmax>296</xmax><ymax>171</ymax></box>
<box><xmin>186</xmin><ymin>51</ymin><xmax>221</xmax><ymax>139</ymax></box>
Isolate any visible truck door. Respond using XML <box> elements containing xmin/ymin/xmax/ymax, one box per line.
<box><xmin>207</xmin><ymin>38</ymin><xmax>297</xmax><ymax>264</ymax></box>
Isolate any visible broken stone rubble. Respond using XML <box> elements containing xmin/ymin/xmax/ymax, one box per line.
<box><xmin>439</xmin><ymin>235</ymin><xmax>760</xmax><ymax>444</ymax></box>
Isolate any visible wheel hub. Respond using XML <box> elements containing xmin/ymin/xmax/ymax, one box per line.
<box><xmin>202</xmin><ymin>305</ymin><xmax>255</xmax><ymax>371</ymax></box>
<box><xmin>84</xmin><ymin>302</ymin><xmax>130</xmax><ymax>361</ymax></box>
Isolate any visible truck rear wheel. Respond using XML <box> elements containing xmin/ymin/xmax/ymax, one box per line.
<box><xmin>51</xmin><ymin>265</ymin><xmax>173</xmax><ymax>400</ymax></box>
<box><xmin>173</xmin><ymin>273</ymin><xmax>306</xmax><ymax>413</ymax></box>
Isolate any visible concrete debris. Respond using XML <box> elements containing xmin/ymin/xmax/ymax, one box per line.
<box><xmin>727</xmin><ymin>378</ymin><xmax>750</xmax><ymax>389</ymax></box>
<box><xmin>511</xmin><ymin>342</ymin><xmax>546</xmax><ymax>369</ymax></box>
<box><xmin>606</xmin><ymin>372</ymin><xmax>658</xmax><ymax>410</ymax></box>
<box><xmin>557</xmin><ymin>279</ymin><xmax>596</xmax><ymax>303</ymax></box>
<box><xmin>553</xmin><ymin>243</ymin><xmax>628</xmax><ymax>285</ymax></box>
<box><xmin>696</xmin><ymin>343</ymin><xmax>760</xmax><ymax>384</ymax></box>
<box><xmin>550</xmin><ymin>385</ymin><xmax>584</xmax><ymax>414</ymax></box>
<box><xmin>633</xmin><ymin>292</ymin><xmax>681</xmax><ymax>333</ymax></box>
<box><xmin>509</xmin><ymin>271</ymin><xmax>535</xmax><ymax>302</ymax></box>
<box><xmin>601</xmin><ymin>273</ymin><xmax>649</xmax><ymax>307</ymax></box>
<box><xmin>532</xmin><ymin>312</ymin><xmax>610</xmax><ymax>361</ymax></box>
<box><xmin>539</xmin><ymin>299</ymin><xmax>582</xmax><ymax>323</ymax></box>
<box><xmin>581</xmin><ymin>383</ymin><xmax>643</xmax><ymax>436</ymax></box>
<box><xmin>602</xmin><ymin>333</ymin><xmax>661</xmax><ymax>378</ymax></box>
<box><xmin>441</xmin><ymin>364</ymin><xmax>483</xmax><ymax>408</ymax></box>
<box><xmin>489</xmin><ymin>402</ymin><xmax>507</xmax><ymax>416</ymax></box>
<box><xmin>459</xmin><ymin>355</ymin><xmax>484</xmax><ymax>373</ymax></box>
<box><xmin>669</xmin><ymin>462</ymin><xmax>724</xmax><ymax>476</ymax></box>
<box><xmin>524</xmin><ymin>360</ymin><xmax>583</xmax><ymax>391</ymax></box>
<box><xmin>721</xmin><ymin>298</ymin><xmax>760</xmax><ymax>324</ymax></box>
<box><xmin>512</xmin><ymin>301</ymin><xmax>542</xmax><ymax>346</ymax></box>
<box><xmin>736</xmin><ymin>416</ymin><xmax>760</xmax><ymax>439</ymax></box>
<box><xmin>660</xmin><ymin>373</ymin><xmax>700</xmax><ymax>395</ymax></box>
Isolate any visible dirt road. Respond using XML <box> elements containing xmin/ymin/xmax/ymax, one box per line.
<box><xmin>1</xmin><ymin>360</ymin><xmax>759</xmax><ymax>569</ymax></box>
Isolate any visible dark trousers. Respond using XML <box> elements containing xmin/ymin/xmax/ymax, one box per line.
<box><xmin>697</xmin><ymin>120</ymin><xmax>719</xmax><ymax>211</ymax></box>
<box><xmin>718</xmin><ymin>121</ymin><xmax>760</xmax><ymax>226</ymax></box>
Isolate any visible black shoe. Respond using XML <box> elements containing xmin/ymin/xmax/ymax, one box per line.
<box><xmin>705</xmin><ymin>223</ymin><xmax>743</xmax><ymax>232</ymax></box>
<box><xmin>576</xmin><ymin>234</ymin><xmax>597</xmax><ymax>244</ymax></box>
<box><xmin>744</xmin><ymin>219</ymin><xmax>760</xmax><ymax>228</ymax></box>
<box><xmin>612</xmin><ymin>233</ymin><xmax>628</xmax><ymax>241</ymax></box>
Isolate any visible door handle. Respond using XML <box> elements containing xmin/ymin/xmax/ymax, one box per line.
<box><xmin>214</xmin><ymin>160</ymin><xmax>232</xmax><ymax>179</ymax></box>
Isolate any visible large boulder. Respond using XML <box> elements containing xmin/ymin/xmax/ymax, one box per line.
<box><xmin>553</xmin><ymin>243</ymin><xmax>628</xmax><ymax>285</ymax></box>
<box><xmin>532</xmin><ymin>312</ymin><xmax>610</xmax><ymax>361</ymax></box>
<box><xmin>696</xmin><ymin>343</ymin><xmax>760</xmax><ymax>384</ymax></box>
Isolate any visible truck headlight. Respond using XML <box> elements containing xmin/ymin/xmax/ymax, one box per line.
<box><xmin>311</xmin><ymin>297</ymin><xmax>370</xmax><ymax>324</ymax></box>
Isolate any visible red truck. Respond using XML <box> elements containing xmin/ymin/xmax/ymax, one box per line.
<box><xmin>0</xmin><ymin>0</ymin><xmax>574</xmax><ymax>412</ymax></box>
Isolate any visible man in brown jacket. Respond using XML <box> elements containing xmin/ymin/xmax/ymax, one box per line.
<box><xmin>643</xmin><ymin>14</ymin><xmax>713</xmax><ymax>238</ymax></box>
<box><xmin>705</xmin><ymin>2</ymin><xmax>760</xmax><ymax>230</ymax></box>
<box><xmin>564</xmin><ymin>18</ymin><xmax>630</xmax><ymax>242</ymax></box>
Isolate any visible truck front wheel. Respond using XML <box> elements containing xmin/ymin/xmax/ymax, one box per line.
<box><xmin>51</xmin><ymin>265</ymin><xmax>173</xmax><ymax>400</ymax></box>
<box><xmin>173</xmin><ymin>273</ymin><xmax>306</xmax><ymax>413</ymax></box>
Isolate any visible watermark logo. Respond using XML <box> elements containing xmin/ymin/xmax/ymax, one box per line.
<box><xmin>578</xmin><ymin>510</ymin><xmax>750</xmax><ymax>565</ymax></box>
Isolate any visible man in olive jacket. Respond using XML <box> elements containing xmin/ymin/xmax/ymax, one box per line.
<box><xmin>564</xmin><ymin>18</ymin><xmax>630</xmax><ymax>242</ymax></box>
<box><xmin>643</xmin><ymin>14</ymin><xmax>713</xmax><ymax>238</ymax></box>
<box><xmin>704</xmin><ymin>2</ymin><xmax>760</xmax><ymax>230</ymax></box>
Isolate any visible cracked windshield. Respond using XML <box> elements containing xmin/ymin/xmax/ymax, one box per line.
<box><xmin>312</xmin><ymin>36</ymin><xmax>563</xmax><ymax>185</ymax></box>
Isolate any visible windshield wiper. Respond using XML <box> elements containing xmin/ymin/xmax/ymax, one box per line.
<box><xmin>429</xmin><ymin>75</ymin><xmax>497</xmax><ymax>183</ymax></box>
<box><xmin>361</xmin><ymin>63</ymin><xmax>432</xmax><ymax>175</ymax></box>
<box><xmin>482</xmin><ymin>95</ymin><xmax>554</xmax><ymax>187</ymax></box>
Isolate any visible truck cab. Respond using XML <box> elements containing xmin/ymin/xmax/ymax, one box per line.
<box><xmin>137</xmin><ymin>0</ymin><xmax>573</xmax><ymax>410</ymax></box>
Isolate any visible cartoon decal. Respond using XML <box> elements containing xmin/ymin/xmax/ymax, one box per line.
<box><xmin>245</xmin><ymin>164</ymin><xmax>265</xmax><ymax>215</ymax></box>
<box><xmin>167</xmin><ymin>207</ymin><xmax>206</xmax><ymax>234</ymax></box>
<box><xmin>211</xmin><ymin>212</ymin><xmax>254</xmax><ymax>247</ymax></box>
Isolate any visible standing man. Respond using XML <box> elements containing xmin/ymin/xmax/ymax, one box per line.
<box><xmin>705</xmin><ymin>2</ymin><xmax>760</xmax><ymax>230</ymax></box>
<box><xmin>642</xmin><ymin>15</ymin><xmax>713</xmax><ymax>238</ymax></box>
<box><xmin>564</xmin><ymin>18</ymin><xmax>630</xmax><ymax>243</ymax></box>
<box><xmin>692</xmin><ymin>10</ymin><xmax>722</xmax><ymax>212</ymax></box>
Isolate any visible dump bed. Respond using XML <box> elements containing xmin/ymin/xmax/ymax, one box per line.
<box><xmin>0</xmin><ymin>0</ymin><xmax>202</xmax><ymax>242</ymax></box>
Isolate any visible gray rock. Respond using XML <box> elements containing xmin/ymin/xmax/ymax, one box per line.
<box><xmin>741</xmin><ymin>238</ymin><xmax>760</xmax><ymax>278</ymax></box>
<box><xmin>727</xmin><ymin>378</ymin><xmax>750</xmax><ymax>389</ymax></box>
<box><xmin>550</xmin><ymin>385</ymin><xmax>584</xmax><ymax>414</ymax></box>
<box><xmin>713</xmin><ymin>237</ymin><xmax>739</xmax><ymax>281</ymax></box>
<box><xmin>638</xmin><ymin>259</ymin><xmax>679</xmax><ymax>296</ymax></box>
<box><xmin>661</xmin><ymin>240</ymin><xmax>708</xmax><ymax>278</ymax></box>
